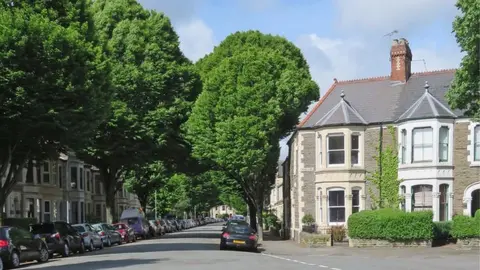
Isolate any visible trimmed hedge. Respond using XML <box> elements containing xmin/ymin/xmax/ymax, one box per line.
<box><xmin>433</xmin><ymin>221</ymin><xmax>452</xmax><ymax>240</ymax></box>
<box><xmin>451</xmin><ymin>210</ymin><xmax>480</xmax><ymax>239</ymax></box>
<box><xmin>2</xmin><ymin>218</ymin><xmax>38</xmax><ymax>230</ymax></box>
<box><xmin>347</xmin><ymin>209</ymin><xmax>434</xmax><ymax>241</ymax></box>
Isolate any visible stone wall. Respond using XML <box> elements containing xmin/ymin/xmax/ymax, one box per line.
<box><xmin>299</xmin><ymin>232</ymin><xmax>332</xmax><ymax>247</ymax></box>
<box><xmin>300</xmin><ymin>133</ymin><xmax>316</xmax><ymax>220</ymax></box>
<box><xmin>349</xmin><ymin>238</ymin><xmax>432</xmax><ymax>248</ymax></box>
<box><xmin>453</xmin><ymin>122</ymin><xmax>480</xmax><ymax>216</ymax></box>
<box><xmin>456</xmin><ymin>238</ymin><xmax>480</xmax><ymax>249</ymax></box>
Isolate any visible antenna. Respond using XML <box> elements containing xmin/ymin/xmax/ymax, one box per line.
<box><xmin>383</xmin><ymin>30</ymin><xmax>399</xmax><ymax>38</ymax></box>
<box><xmin>412</xmin><ymin>59</ymin><xmax>428</xmax><ymax>71</ymax></box>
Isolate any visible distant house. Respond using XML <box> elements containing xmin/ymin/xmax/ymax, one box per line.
<box><xmin>284</xmin><ymin>38</ymin><xmax>480</xmax><ymax>241</ymax></box>
<box><xmin>210</xmin><ymin>205</ymin><xmax>235</xmax><ymax>218</ymax></box>
<box><xmin>267</xmin><ymin>165</ymin><xmax>284</xmax><ymax>219</ymax></box>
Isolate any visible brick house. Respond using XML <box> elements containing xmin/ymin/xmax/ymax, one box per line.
<box><xmin>284</xmin><ymin>38</ymin><xmax>480</xmax><ymax>240</ymax></box>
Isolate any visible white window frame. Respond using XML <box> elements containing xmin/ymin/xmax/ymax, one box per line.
<box><xmin>318</xmin><ymin>134</ymin><xmax>323</xmax><ymax>166</ymax></box>
<box><xmin>400</xmin><ymin>129</ymin><xmax>407</xmax><ymax>164</ymax></box>
<box><xmin>351</xmin><ymin>188</ymin><xmax>361</xmax><ymax>214</ymax></box>
<box><xmin>43</xmin><ymin>200</ymin><xmax>51</xmax><ymax>222</ymax></box>
<box><xmin>42</xmin><ymin>161</ymin><xmax>50</xmax><ymax>184</ymax></box>
<box><xmin>351</xmin><ymin>134</ymin><xmax>360</xmax><ymax>166</ymax></box>
<box><xmin>474</xmin><ymin>125</ymin><xmax>480</xmax><ymax>162</ymax></box>
<box><xmin>327</xmin><ymin>134</ymin><xmax>345</xmax><ymax>166</ymax></box>
<box><xmin>412</xmin><ymin>127</ymin><xmax>433</xmax><ymax>162</ymax></box>
<box><xmin>327</xmin><ymin>188</ymin><xmax>345</xmax><ymax>225</ymax></box>
<box><xmin>439</xmin><ymin>126</ymin><xmax>449</xmax><ymax>162</ymax></box>
<box><xmin>317</xmin><ymin>188</ymin><xmax>322</xmax><ymax>224</ymax></box>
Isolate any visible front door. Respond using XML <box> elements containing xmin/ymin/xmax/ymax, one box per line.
<box><xmin>471</xmin><ymin>189</ymin><xmax>480</xmax><ymax>217</ymax></box>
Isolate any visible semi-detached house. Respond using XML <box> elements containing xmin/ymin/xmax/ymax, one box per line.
<box><xmin>284</xmin><ymin>38</ymin><xmax>480</xmax><ymax>241</ymax></box>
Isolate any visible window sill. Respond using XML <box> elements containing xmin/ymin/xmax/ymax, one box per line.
<box><xmin>469</xmin><ymin>161</ymin><xmax>480</xmax><ymax>167</ymax></box>
<box><xmin>328</xmin><ymin>222</ymin><xmax>345</xmax><ymax>226</ymax></box>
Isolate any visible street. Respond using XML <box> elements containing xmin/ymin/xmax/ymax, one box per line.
<box><xmin>20</xmin><ymin>223</ymin><xmax>480</xmax><ymax>270</ymax></box>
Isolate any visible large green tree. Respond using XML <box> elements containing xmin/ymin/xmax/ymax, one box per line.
<box><xmin>186</xmin><ymin>31</ymin><xmax>319</xmax><ymax>238</ymax></box>
<box><xmin>0</xmin><ymin>0</ymin><xmax>109</xmax><ymax>210</ymax></box>
<box><xmin>446</xmin><ymin>0</ymin><xmax>480</xmax><ymax>120</ymax></box>
<box><xmin>76</xmin><ymin>0</ymin><xmax>201</xmax><ymax>222</ymax></box>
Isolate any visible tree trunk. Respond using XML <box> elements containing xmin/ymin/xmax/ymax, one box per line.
<box><xmin>139</xmin><ymin>195</ymin><xmax>148</xmax><ymax>214</ymax></box>
<box><xmin>247</xmin><ymin>200</ymin><xmax>257</xmax><ymax>230</ymax></box>
<box><xmin>256</xmin><ymin>205</ymin><xmax>264</xmax><ymax>242</ymax></box>
<box><xmin>101</xmin><ymin>168</ymin><xmax>119</xmax><ymax>223</ymax></box>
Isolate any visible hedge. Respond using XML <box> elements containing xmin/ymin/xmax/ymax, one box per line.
<box><xmin>2</xmin><ymin>218</ymin><xmax>38</xmax><ymax>230</ymax></box>
<box><xmin>451</xmin><ymin>210</ymin><xmax>480</xmax><ymax>239</ymax></box>
<box><xmin>433</xmin><ymin>221</ymin><xmax>452</xmax><ymax>240</ymax></box>
<box><xmin>347</xmin><ymin>209</ymin><xmax>434</xmax><ymax>241</ymax></box>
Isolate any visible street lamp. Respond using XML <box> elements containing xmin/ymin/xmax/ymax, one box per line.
<box><xmin>66</xmin><ymin>182</ymin><xmax>76</xmax><ymax>223</ymax></box>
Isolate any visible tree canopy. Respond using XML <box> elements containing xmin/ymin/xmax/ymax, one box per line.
<box><xmin>186</xmin><ymin>30</ymin><xmax>319</xmax><ymax>235</ymax></box>
<box><xmin>446</xmin><ymin>0</ymin><xmax>480</xmax><ymax>120</ymax></box>
<box><xmin>0</xmin><ymin>0</ymin><xmax>109</xmax><ymax>208</ymax></box>
<box><xmin>75</xmin><ymin>0</ymin><xmax>201</xmax><ymax>222</ymax></box>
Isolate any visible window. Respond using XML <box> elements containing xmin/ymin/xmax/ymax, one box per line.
<box><xmin>71</xmin><ymin>167</ymin><xmax>78</xmax><ymax>188</ymax></box>
<box><xmin>412</xmin><ymin>127</ymin><xmax>433</xmax><ymax>162</ymax></box>
<box><xmin>351</xmin><ymin>135</ymin><xmax>359</xmax><ymax>165</ymax></box>
<box><xmin>352</xmin><ymin>189</ymin><xmax>360</xmax><ymax>213</ymax></box>
<box><xmin>439</xmin><ymin>127</ymin><xmax>449</xmax><ymax>162</ymax></box>
<box><xmin>439</xmin><ymin>184</ymin><xmax>449</xmax><ymax>221</ymax></box>
<box><xmin>412</xmin><ymin>185</ymin><xmax>433</xmax><ymax>211</ymax></box>
<box><xmin>95</xmin><ymin>174</ymin><xmax>102</xmax><ymax>195</ymax></box>
<box><xmin>401</xmin><ymin>129</ymin><xmax>407</xmax><ymax>164</ymax></box>
<box><xmin>318</xmin><ymin>135</ymin><xmax>322</xmax><ymax>165</ymax></box>
<box><xmin>52</xmin><ymin>162</ymin><xmax>57</xmax><ymax>185</ymax></box>
<box><xmin>79</xmin><ymin>168</ymin><xmax>84</xmax><ymax>190</ymax></box>
<box><xmin>42</xmin><ymin>162</ymin><xmax>50</xmax><ymax>183</ymax></box>
<box><xmin>44</xmin><ymin>201</ymin><xmax>51</xmax><ymax>222</ymax></box>
<box><xmin>26</xmin><ymin>160</ymin><xmax>34</xmax><ymax>183</ymax></box>
<box><xmin>222</xmin><ymin>205</ymin><xmax>226</xmax><ymax>211</ymax></box>
<box><xmin>80</xmin><ymin>202</ymin><xmax>85</xmax><ymax>223</ymax></box>
<box><xmin>27</xmin><ymin>198</ymin><xmax>34</xmax><ymax>218</ymax></box>
<box><xmin>327</xmin><ymin>135</ymin><xmax>345</xmax><ymax>165</ymax></box>
<box><xmin>58</xmin><ymin>165</ymin><xmax>63</xmax><ymax>188</ymax></box>
<box><xmin>475</xmin><ymin>125</ymin><xmax>480</xmax><ymax>161</ymax></box>
<box><xmin>86</xmin><ymin>171</ymin><xmax>90</xmax><ymax>192</ymax></box>
<box><xmin>95</xmin><ymin>204</ymin><xmax>102</xmax><ymax>219</ymax></box>
<box><xmin>318</xmin><ymin>189</ymin><xmax>322</xmax><ymax>223</ymax></box>
<box><xmin>328</xmin><ymin>189</ymin><xmax>345</xmax><ymax>223</ymax></box>
<box><xmin>400</xmin><ymin>186</ymin><xmax>406</xmax><ymax>211</ymax></box>
<box><xmin>36</xmin><ymin>164</ymin><xmax>41</xmax><ymax>184</ymax></box>
<box><xmin>72</xmin><ymin>201</ymin><xmax>79</xmax><ymax>224</ymax></box>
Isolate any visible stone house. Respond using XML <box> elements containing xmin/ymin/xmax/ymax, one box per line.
<box><xmin>4</xmin><ymin>152</ymin><xmax>141</xmax><ymax>224</ymax></box>
<box><xmin>267</xmin><ymin>167</ymin><xmax>284</xmax><ymax>219</ymax></box>
<box><xmin>210</xmin><ymin>205</ymin><xmax>236</xmax><ymax>218</ymax></box>
<box><xmin>284</xmin><ymin>38</ymin><xmax>480</xmax><ymax>240</ymax></box>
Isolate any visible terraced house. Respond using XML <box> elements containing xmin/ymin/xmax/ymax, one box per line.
<box><xmin>4</xmin><ymin>152</ymin><xmax>140</xmax><ymax>223</ymax></box>
<box><xmin>285</xmin><ymin>38</ymin><xmax>480</xmax><ymax>240</ymax></box>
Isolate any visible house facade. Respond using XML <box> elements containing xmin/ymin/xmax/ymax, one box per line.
<box><xmin>210</xmin><ymin>205</ymin><xmax>236</xmax><ymax>218</ymax></box>
<box><xmin>285</xmin><ymin>38</ymin><xmax>480</xmax><ymax>240</ymax></box>
<box><xmin>4</xmin><ymin>152</ymin><xmax>141</xmax><ymax>224</ymax></box>
<box><xmin>267</xmin><ymin>167</ymin><xmax>284</xmax><ymax>219</ymax></box>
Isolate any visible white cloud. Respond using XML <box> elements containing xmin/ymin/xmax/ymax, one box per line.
<box><xmin>176</xmin><ymin>19</ymin><xmax>216</xmax><ymax>62</ymax></box>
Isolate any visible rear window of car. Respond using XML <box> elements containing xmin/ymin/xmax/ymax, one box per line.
<box><xmin>73</xmin><ymin>225</ymin><xmax>85</xmax><ymax>232</ymax></box>
<box><xmin>228</xmin><ymin>225</ymin><xmax>253</xmax><ymax>234</ymax></box>
<box><xmin>30</xmin><ymin>223</ymin><xmax>55</xmax><ymax>234</ymax></box>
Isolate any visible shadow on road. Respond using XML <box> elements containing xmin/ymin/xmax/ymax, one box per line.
<box><xmin>87</xmin><ymin>242</ymin><xmax>220</xmax><ymax>256</ymax></box>
<box><xmin>161</xmin><ymin>232</ymin><xmax>222</xmax><ymax>239</ymax></box>
<box><xmin>25</xmin><ymin>258</ymin><xmax>166</xmax><ymax>270</ymax></box>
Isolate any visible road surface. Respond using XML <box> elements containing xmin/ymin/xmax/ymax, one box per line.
<box><xmin>20</xmin><ymin>223</ymin><xmax>479</xmax><ymax>270</ymax></box>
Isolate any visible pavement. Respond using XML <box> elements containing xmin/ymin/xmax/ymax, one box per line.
<box><xmin>19</xmin><ymin>223</ymin><xmax>479</xmax><ymax>270</ymax></box>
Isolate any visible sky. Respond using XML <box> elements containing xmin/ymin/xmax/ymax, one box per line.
<box><xmin>137</xmin><ymin>0</ymin><xmax>463</xmax><ymax>161</ymax></box>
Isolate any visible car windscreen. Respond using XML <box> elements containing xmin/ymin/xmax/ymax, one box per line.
<box><xmin>30</xmin><ymin>223</ymin><xmax>55</xmax><ymax>234</ymax></box>
<box><xmin>73</xmin><ymin>225</ymin><xmax>85</xmax><ymax>232</ymax></box>
<box><xmin>227</xmin><ymin>225</ymin><xmax>253</xmax><ymax>235</ymax></box>
<box><xmin>121</xmin><ymin>218</ymin><xmax>138</xmax><ymax>226</ymax></box>
<box><xmin>92</xmin><ymin>224</ymin><xmax>103</xmax><ymax>231</ymax></box>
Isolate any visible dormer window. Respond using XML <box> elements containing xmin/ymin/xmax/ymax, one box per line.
<box><xmin>412</xmin><ymin>127</ymin><xmax>433</xmax><ymax>162</ymax></box>
<box><xmin>439</xmin><ymin>126</ymin><xmax>449</xmax><ymax>162</ymax></box>
<box><xmin>327</xmin><ymin>134</ymin><xmax>345</xmax><ymax>165</ymax></box>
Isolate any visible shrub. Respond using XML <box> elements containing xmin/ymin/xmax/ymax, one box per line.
<box><xmin>347</xmin><ymin>209</ymin><xmax>434</xmax><ymax>241</ymax></box>
<box><xmin>451</xmin><ymin>213</ymin><xmax>480</xmax><ymax>239</ymax></box>
<box><xmin>264</xmin><ymin>213</ymin><xmax>279</xmax><ymax>230</ymax></box>
<box><xmin>3</xmin><ymin>218</ymin><xmax>38</xmax><ymax>230</ymax></box>
<box><xmin>302</xmin><ymin>214</ymin><xmax>315</xmax><ymax>226</ymax></box>
<box><xmin>330</xmin><ymin>226</ymin><xmax>346</xmax><ymax>242</ymax></box>
<box><xmin>433</xmin><ymin>221</ymin><xmax>452</xmax><ymax>240</ymax></box>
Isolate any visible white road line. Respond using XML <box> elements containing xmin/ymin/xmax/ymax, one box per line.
<box><xmin>262</xmin><ymin>253</ymin><xmax>343</xmax><ymax>270</ymax></box>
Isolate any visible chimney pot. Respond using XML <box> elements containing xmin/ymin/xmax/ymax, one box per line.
<box><xmin>390</xmin><ymin>37</ymin><xmax>412</xmax><ymax>82</ymax></box>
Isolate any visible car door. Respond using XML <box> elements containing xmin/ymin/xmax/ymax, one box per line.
<box><xmin>87</xmin><ymin>225</ymin><xmax>101</xmax><ymax>246</ymax></box>
<box><xmin>107</xmin><ymin>225</ymin><xmax>120</xmax><ymax>243</ymax></box>
<box><xmin>66</xmin><ymin>224</ymin><xmax>81</xmax><ymax>249</ymax></box>
<box><xmin>19</xmin><ymin>228</ymin><xmax>40</xmax><ymax>260</ymax></box>
<box><xmin>9</xmin><ymin>228</ymin><xmax>31</xmax><ymax>261</ymax></box>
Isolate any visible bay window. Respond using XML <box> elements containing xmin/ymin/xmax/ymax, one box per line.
<box><xmin>351</xmin><ymin>135</ymin><xmax>359</xmax><ymax>165</ymax></box>
<box><xmin>439</xmin><ymin>127</ymin><xmax>449</xmax><ymax>162</ymax></box>
<box><xmin>327</xmin><ymin>135</ymin><xmax>345</xmax><ymax>165</ymax></box>
<box><xmin>475</xmin><ymin>125</ymin><xmax>480</xmax><ymax>161</ymax></box>
<box><xmin>412</xmin><ymin>127</ymin><xmax>433</xmax><ymax>162</ymax></box>
<box><xmin>328</xmin><ymin>189</ymin><xmax>345</xmax><ymax>223</ymax></box>
<box><xmin>80</xmin><ymin>168</ymin><xmax>84</xmax><ymax>190</ymax></box>
<box><xmin>400</xmin><ymin>129</ymin><xmax>407</xmax><ymax>164</ymax></box>
<box><xmin>412</xmin><ymin>185</ymin><xmax>433</xmax><ymax>211</ymax></box>
<box><xmin>318</xmin><ymin>189</ymin><xmax>322</xmax><ymax>223</ymax></box>
<box><xmin>70</xmin><ymin>167</ymin><xmax>78</xmax><ymax>188</ymax></box>
<box><xmin>352</xmin><ymin>189</ymin><xmax>360</xmax><ymax>213</ymax></box>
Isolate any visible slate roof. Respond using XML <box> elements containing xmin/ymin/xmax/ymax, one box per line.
<box><xmin>299</xmin><ymin>69</ymin><xmax>460</xmax><ymax>129</ymax></box>
<box><xmin>315</xmin><ymin>91</ymin><xmax>367</xmax><ymax>126</ymax></box>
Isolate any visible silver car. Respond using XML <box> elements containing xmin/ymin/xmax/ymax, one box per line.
<box><xmin>92</xmin><ymin>223</ymin><xmax>122</xmax><ymax>247</ymax></box>
<box><xmin>73</xmin><ymin>223</ymin><xmax>104</xmax><ymax>251</ymax></box>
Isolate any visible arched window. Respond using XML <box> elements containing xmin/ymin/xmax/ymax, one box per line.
<box><xmin>439</xmin><ymin>184</ymin><xmax>449</xmax><ymax>221</ymax></box>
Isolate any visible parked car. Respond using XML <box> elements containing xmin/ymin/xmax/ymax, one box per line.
<box><xmin>157</xmin><ymin>220</ymin><xmax>166</xmax><ymax>235</ymax></box>
<box><xmin>0</xmin><ymin>226</ymin><xmax>49</xmax><ymax>268</ymax></box>
<box><xmin>92</xmin><ymin>224</ymin><xmax>122</xmax><ymax>247</ymax></box>
<box><xmin>113</xmin><ymin>223</ymin><xmax>136</xmax><ymax>243</ymax></box>
<box><xmin>220</xmin><ymin>222</ymin><xmax>258</xmax><ymax>252</ymax></box>
<box><xmin>72</xmin><ymin>223</ymin><xmax>103</xmax><ymax>251</ymax></box>
<box><xmin>120</xmin><ymin>217</ymin><xmax>150</xmax><ymax>239</ymax></box>
<box><xmin>147</xmin><ymin>220</ymin><xmax>158</xmax><ymax>237</ymax></box>
<box><xmin>30</xmin><ymin>221</ymin><xmax>85</xmax><ymax>257</ymax></box>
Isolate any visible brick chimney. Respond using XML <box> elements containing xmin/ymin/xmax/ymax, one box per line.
<box><xmin>390</xmin><ymin>38</ymin><xmax>412</xmax><ymax>82</ymax></box>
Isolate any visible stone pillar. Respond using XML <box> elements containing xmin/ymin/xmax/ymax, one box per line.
<box><xmin>345</xmin><ymin>193</ymin><xmax>353</xmax><ymax>226</ymax></box>
<box><xmin>361</xmin><ymin>194</ymin><xmax>366</xmax><ymax>211</ymax></box>
<box><xmin>463</xmin><ymin>197</ymin><xmax>472</xmax><ymax>216</ymax></box>
<box><xmin>432</xmin><ymin>192</ymin><xmax>441</xmax><ymax>221</ymax></box>
<box><xmin>448</xmin><ymin>193</ymin><xmax>454</xmax><ymax>220</ymax></box>
<box><xmin>405</xmin><ymin>193</ymin><xmax>412</xmax><ymax>212</ymax></box>
<box><xmin>321</xmin><ymin>194</ymin><xmax>328</xmax><ymax>227</ymax></box>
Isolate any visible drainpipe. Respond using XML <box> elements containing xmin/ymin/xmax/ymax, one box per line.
<box><xmin>378</xmin><ymin>124</ymin><xmax>384</xmax><ymax>208</ymax></box>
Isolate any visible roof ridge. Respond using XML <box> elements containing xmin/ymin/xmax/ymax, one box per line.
<box><xmin>411</xmin><ymin>68</ymin><xmax>456</xmax><ymax>76</ymax></box>
<box><xmin>336</xmin><ymin>68</ymin><xmax>456</xmax><ymax>85</ymax></box>
<box><xmin>337</xmin><ymin>76</ymin><xmax>389</xmax><ymax>84</ymax></box>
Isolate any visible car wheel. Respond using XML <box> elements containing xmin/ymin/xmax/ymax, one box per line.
<box><xmin>79</xmin><ymin>241</ymin><xmax>85</xmax><ymax>254</ymax></box>
<box><xmin>37</xmin><ymin>245</ymin><xmax>49</xmax><ymax>263</ymax></box>
<box><xmin>89</xmin><ymin>241</ymin><xmax>94</xmax><ymax>251</ymax></box>
<box><xmin>99</xmin><ymin>241</ymin><xmax>104</xmax><ymax>250</ymax></box>
<box><xmin>62</xmin><ymin>243</ymin><xmax>70</xmax><ymax>257</ymax></box>
<box><xmin>9</xmin><ymin>251</ymin><xmax>20</xmax><ymax>268</ymax></box>
<box><xmin>107</xmin><ymin>237</ymin><xmax>111</xmax><ymax>247</ymax></box>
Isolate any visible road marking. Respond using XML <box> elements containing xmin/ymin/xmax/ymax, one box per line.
<box><xmin>262</xmin><ymin>253</ymin><xmax>342</xmax><ymax>270</ymax></box>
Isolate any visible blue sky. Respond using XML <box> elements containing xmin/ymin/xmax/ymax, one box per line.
<box><xmin>138</xmin><ymin>0</ymin><xmax>463</xmax><ymax>160</ymax></box>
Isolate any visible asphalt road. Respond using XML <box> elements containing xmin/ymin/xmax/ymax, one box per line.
<box><xmin>19</xmin><ymin>223</ymin><xmax>480</xmax><ymax>270</ymax></box>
